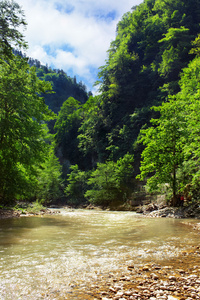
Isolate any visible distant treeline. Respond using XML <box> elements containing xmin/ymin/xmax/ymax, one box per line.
<box><xmin>13</xmin><ymin>49</ymin><xmax>91</xmax><ymax>114</ymax></box>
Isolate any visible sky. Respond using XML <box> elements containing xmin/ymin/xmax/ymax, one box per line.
<box><xmin>17</xmin><ymin>0</ymin><xmax>143</xmax><ymax>93</ymax></box>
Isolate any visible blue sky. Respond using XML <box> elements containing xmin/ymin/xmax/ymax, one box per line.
<box><xmin>17</xmin><ymin>0</ymin><xmax>143</xmax><ymax>94</ymax></box>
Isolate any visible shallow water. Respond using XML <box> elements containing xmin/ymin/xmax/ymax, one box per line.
<box><xmin>0</xmin><ymin>210</ymin><xmax>199</xmax><ymax>299</ymax></box>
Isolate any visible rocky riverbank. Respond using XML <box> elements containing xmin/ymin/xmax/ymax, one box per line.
<box><xmin>136</xmin><ymin>203</ymin><xmax>200</xmax><ymax>219</ymax></box>
<box><xmin>0</xmin><ymin>209</ymin><xmax>21</xmax><ymax>219</ymax></box>
<box><xmin>1</xmin><ymin>202</ymin><xmax>200</xmax><ymax>220</ymax></box>
<box><xmin>80</xmin><ymin>246</ymin><xmax>200</xmax><ymax>300</ymax></box>
<box><xmin>0</xmin><ymin>207</ymin><xmax>61</xmax><ymax>219</ymax></box>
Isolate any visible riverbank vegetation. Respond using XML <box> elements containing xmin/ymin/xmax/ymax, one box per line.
<box><xmin>0</xmin><ymin>0</ymin><xmax>200</xmax><ymax>210</ymax></box>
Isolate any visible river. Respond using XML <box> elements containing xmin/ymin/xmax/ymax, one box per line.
<box><xmin>0</xmin><ymin>210</ymin><xmax>199</xmax><ymax>299</ymax></box>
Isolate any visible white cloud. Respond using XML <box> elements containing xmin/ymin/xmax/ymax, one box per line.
<box><xmin>17</xmin><ymin>0</ymin><xmax>143</xmax><ymax>92</ymax></box>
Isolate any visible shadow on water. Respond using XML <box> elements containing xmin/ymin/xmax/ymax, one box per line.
<box><xmin>0</xmin><ymin>216</ymin><xmax>72</xmax><ymax>247</ymax></box>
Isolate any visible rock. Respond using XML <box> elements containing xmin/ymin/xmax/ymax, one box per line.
<box><xmin>153</xmin><ymin>265</ymin><xmax>162</xmax><ymax>270</ymax></box>
<box><xmin>138</xmin><ymin>202</ymin><xmax>200</xmax><ymax>218</ymax></box>
<box><xmin>143</xmin><ymin>203</ymin><xmax>159</xmax><ymax>214</ymax></box>
<box><xmin>101</xmin><ymin>291</ymin><xmax>108</xmax><ymax>296</ymax></box>
<box><xmin>127</xmin><ymin>265</ymin><xmax>135</xmax><ymax>270</ymax></box>
<box><xmin>113</xmin><ymin>285</ymin><xmax>123</xmax><ymax>291</ymax></box>
<box><xmin>109</xmin><ymin>287</ymin><xmax>116</xmax><ymax>293</ymax></box>
<box><xmin>120</xmin><ymin>276</ymin><xmax>131</xmax><ymax>281</ymax></box>
<box><xmin>143</xmin><ymin>265</ymin><xmax>150</xmax><ymax>271</ymax></box>
<box><xmin>124</xmin><ymin>290</ymin><xmax>132</xmax><ymax>296</ymax></box>
<box><xmin>168</xmin><ymin>276</ymin><xmax>177</xmax><ymax>281</ymax></box>
<box><xmin>151</xmin><ymin>273</ymin><xmax>159</xmax><ymax>280</ymax></box>
<box><xmin>188</xmin><ymin>274</ymin><xmax>198</xmax><ymax>279</ymax></box>
<box><xmin>115</xmin><ymin>291</ymin><xmax>124</xmax><ymax>297</ymax></box>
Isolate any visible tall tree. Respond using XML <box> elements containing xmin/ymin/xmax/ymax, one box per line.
<box><xmin>78</xmin><ymin>95</ymin><xmax>110</xmax><ymax>165</ymax></box>
<box><xmin>137</xmin><ymin>99</ymin><xmax>188</xmax><ymax>205</ymax></box>
<box><xmin>137</xmin><ymin>41</ymin><xmax>200</xmax><ymax>205</ymax></box>
<box><xmin>54</xmin><ymin>97</ymin><xmax>83</xmax><ymax>169</ymax></box>
<box><xmin>0</xmin><ymin>55</ymin><xmax>55</xmax><ymax>203</ymax></box>
<box><xmin>0</xmin><ymin>1</ymin><xmax>56</xmax><ymax>203</ymax></box>
<box><xmin>0</xmin><ymin>0</ymin><xmax>27</xmax><ymax>58</ymax></box>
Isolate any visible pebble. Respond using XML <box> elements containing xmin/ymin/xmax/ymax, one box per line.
<box><xmin>116</xmin><ymin>291</ymin><xmax>124</xmax><ymax>297</ymax></box>
<box><xmin>168</xmin><ymin>276</ymin><xmax>177</xmax><ymax>281</ymax></box>
<box><xmin>143</xmin><ymin>265</ymin><xmax>150</xmax><ymax>271</ymax></box>
<box><xmin>87</xmin><ymin>245</ymin><xmax>200</xmax><ymax>300</ymax></box>
<box><xmin>151</xmin><ymin>273</ymin><xmax>159</xmax><ymax>280</ymax></box>
<box><xmin>113</xmin><ymin>285</ymin><xmax>123</xmax><ymax>291</ymax></box>
<box><xmin>124</xmin><ymin>290</ymin><xmax>132</xmax><ymax>296</ymax></box>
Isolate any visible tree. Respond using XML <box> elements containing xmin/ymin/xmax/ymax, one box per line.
<box><xmin>65</xmin><ymin>164</ymin><xmax>89</xmax><ymax>206</ymax></box>
<box><xmin>176</xmin><ymin>56</ymin><xmax>200</xmax><ymax>200</ymax></box>
<box><xmin>137</xmin><ymin>99</ymin><xmax>188</xmax><ymax>206</ymax></box>
<box><xmin>34</xmin><ymin>144</ymin><xmax>63</xmax><ymax>204</ymax></box>
<box><xmin>54</xmin><ymin>97</ymin><xmax>83</xmax><ymax>169</ymax></box>
<box><xmin>0</xmin><ymin>0</ymin><xmax>27</xmax><ymax>58</ymax></box>
<box><xmin>78</xmin><ymin>95</ymin><xmax>110</xmax><ymax>165</ymax></box>
<box><xmin>137</xmin><ymin>43</ymin><xmax>200</xmax><ymax>205</ymax></box>
<box><xmin>190</xmin><ymin>34</ymin><xmax>200</xmax><ymax>57</ymax></box>
<box><xmin>158</xmin><ymin>26</ymin><xmax>193</xmax><ymax>94</ymax></box>
<box><xmin>93</xmin><ymin>0</ymin><xmax>200</xmax><ymax>168</ymax></box>
<box><xmin>0</xmin><ymin>55</ymin><xmax>55</xmax><ymax>204</ymax></box>
<box><xmin>85</xmin><ymin>154</ymin><xmax>134</xmax><ymax>206</ymax></box>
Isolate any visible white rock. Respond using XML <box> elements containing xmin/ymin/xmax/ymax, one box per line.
<box><xmin>116</xmin><ymin>291</ymin><xmax>124</xmax><ymax>297</ymax></box>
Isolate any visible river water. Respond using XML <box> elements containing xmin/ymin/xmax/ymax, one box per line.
<box><xmin>0</xmin><ymin>210</ymin><xmax>199</xmax><ymax>299</ymax></box>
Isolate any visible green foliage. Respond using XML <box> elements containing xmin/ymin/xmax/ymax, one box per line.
<box><xmin>37</xmin><ymin>68</ymin><xmax>89</xmax><ymax>115</ymax></box>
<box><xmin>177</xmin><ymin>57</ymin><xmax>200</xmax><ymax>200</ymax></box>
<box><xmin>78</xmin><ymin>95</ymin><xmax>110</xmax><ymax>164</ymax></box>
<box><xmin>99</xmin><ymin>0</ymin><xmax>200</xmax><ymax>105</ymax></box>
<box><xmin>34</xmin><ymin>145</ymin><xmax>63</xmax><ymax>204</ymax></box>
<box><xmin>137</xmin><ymin>52</ymin><xmax>200</xmax><ymax>205</ymax></box>
<box><xmin>91</xmin><ymin>0</ymin><xmax>200</xmax><ymax>167</ymax></box>
<box><xmin>0</xmin><ymin>0</ymin><xmax>89</xmax><ymax>206</ymax></box>
<box><xmin>85</xmin><ymin>154</ymin><xmax>134</xmax><ymax>206</ymax></box>
<box><xmin>65</xmin><ymin>165</ymin><xmax>89</xmax><ymax>206</ymax></box>
<box><xmin>0</xmin><ymin>0</ymin><xmax>27</xmax><ymax>58</ymax></box>
<box><xmin>0</xmin><ymin>54</ymin><xmax>55</xmax><ymax>204</ymax></box>
<box><xmin>55</xmin><ymin>97</ymin><xmax>81</xmax><ymax>143</ymax></box>
<box><xmin>190</xmin><ymin>34</ymin><xmax>200</xmax><ymax>57</ymax></box>
<box><xmin>25</xmin><ymin>201</ymin><xmax>45</xmax><ymax>214</ymax></box>
<box><xmin>137</xmin><ymin>98</ymin><xmax>188</xmax><ymax>204</ymax></box>
<box><xmin>2</xmin><ymin>0</ymin><xmax>200</xmax><ymax>208</ymax></box>
<box><xmin>158</xmin><ymin>26</ymin><xmax>192</xmax><ymax>94</ymax></box>
<box><xmin>54</xmin><ymin>97</ymin><xmax>84</xmax><ymax>168</ymax></box>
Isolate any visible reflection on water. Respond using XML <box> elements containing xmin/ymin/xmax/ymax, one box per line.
<box><xmin>0</xmin><ymin>210</ymin><xmax>199</xmax><ymax>299</ymax></box>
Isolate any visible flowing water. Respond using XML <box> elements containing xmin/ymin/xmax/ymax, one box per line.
<box><xmin>0</xmin><ymin>210</ymin><xmax>199</xmax><ymax>299</ymax></box>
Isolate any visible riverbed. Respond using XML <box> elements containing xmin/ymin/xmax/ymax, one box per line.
<box><xmin>0</xmin><ymin>210</ymin><xmax>199</xmax><ymax>299</ymax></box>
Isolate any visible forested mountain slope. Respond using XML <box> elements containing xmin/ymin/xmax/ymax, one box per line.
<box><xmin>36</xmin><ymin>67</ymin><xmax>89</xmax><ymax>114</ymax></box>
<box><xmin>93</xmin><ymin>0</ymin><xmax>200</xmax><ymax>160</ymax></box>
<box><xmin>57</xmin><ymin>0</ymin><xmax>200</xmax><ymax>206</ymax></box>
<box><xmin>13</xmin><ymin>50</ymin><xmax>90</xmax><ymax>114</ymax></box>
<box><xmin>61</xmin><ymin>0</ymin><xmax>200</xmax><ymax>167</ymax></box>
